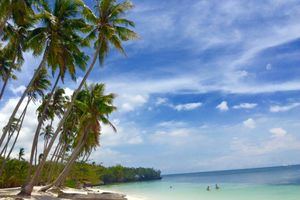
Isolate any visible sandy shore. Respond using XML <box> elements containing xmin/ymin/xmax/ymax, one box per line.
<box><xmin>0</xmin><ymin>186</ymin><xmax>147</xmax><ymax>200</ymax></box>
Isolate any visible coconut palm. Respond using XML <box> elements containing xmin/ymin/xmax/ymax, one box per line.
<box><xmin>0</xmin><ymin>67</ymin><xmax>50</xmax><ymax>160</ymax></box>
<box><xmin>41</xmin><ymin>83</ymin><xmax>116</xmax><ymax>190</ymax></box>
<box><xmin>1</xmin><ymin>0</ymin><xmax>88</xmax><ymax>153</ymax></box>
<box><xmin>18</xmin><ymin>148</ymin><xmax>25</xmax><ymax>161</ymax></box>
<box><xmin>24</xmin><ymin>0</ymin><xmax>88</xmax><ymax>178</ymax></box>
<box><xmin>22</xmin><ymin>0</ymin><xmax>137</xmax><ymax>195</ymax></box>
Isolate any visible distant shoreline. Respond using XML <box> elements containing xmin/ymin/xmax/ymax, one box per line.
<box><xmin>164</xmin><ymin>164</ymin><xmax>300</xmax><ymax>176</ymax></box>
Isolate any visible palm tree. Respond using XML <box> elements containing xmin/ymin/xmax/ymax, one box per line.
<box><xmin>0</xmin><ymin>67</ymin><xmax>50</xmax><ymax>177</ymax></box>
<box><xmin>21</xmin><ymin>0</ymin><xmax>137</xmax><ymax>195</ymax></box>
<box><xmin>18</xmin><ymin>148</ymin><xmax>25</xmax><ymax>161</ymax></box>
<box><xmin>1</xmin><ymin>0</ymin><xmax>88</xmax><ymax>153</ymax></box>
<box><xmin>24</xmin><ymin>0</ymin><xmax>89</xmax><ymax>179</ymax></box>
<box><xmin>0</xmin><ymin>67</ymin><xmax>50</xmax><ymax>158</ymax></box>
<box><xmin>41</xmin><ymin>83</ymin><xmax>116</xmax><ymax>190</ymax></box>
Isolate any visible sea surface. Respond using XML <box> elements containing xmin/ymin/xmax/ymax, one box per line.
<box><xmin>99</xmin><ymin>165</ymin><xmax>300</xmax><ymax>200</ymax></box>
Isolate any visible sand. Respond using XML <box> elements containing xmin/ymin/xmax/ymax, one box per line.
<box><xmin>0</xmin><ymin>186</ymin><xmax>147</xmax><ymax>200</ymax></box>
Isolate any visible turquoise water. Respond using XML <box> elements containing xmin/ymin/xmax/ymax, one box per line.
<box><xmin>99</xmin><ymin>165</ymin><xmax>300</xmax><ymax>200</ymax></box>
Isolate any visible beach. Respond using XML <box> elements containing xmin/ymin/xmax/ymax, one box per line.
<box><xmin>0</xmin><ymin>186</ymin><xmax>147</xmax><ymax>200</ymax></box>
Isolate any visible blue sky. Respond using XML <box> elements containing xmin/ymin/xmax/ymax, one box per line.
<box><xmin>1</xmin><ymin>0</ymin><xmax>300</xmax><ymax>174</ymax></box>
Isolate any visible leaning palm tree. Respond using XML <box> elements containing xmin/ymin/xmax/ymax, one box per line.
<box><xmin>0</xmin><ymin>67</ymin><xmax>50</xmax><ymax>159</ymax></box>
<box><xmin>41</xmin><ymin>83</ymin><xmax>116</xmax><ymax>190</ymax></box>
<box><xmin>18</xmin><ymin>148</ymin><xmax>25</xmax><ymax>161</ymax></box>
<box><xmin>1</xmin><ymin>0</ymin><xmax>88</xmax><ymax>152</ymax></box>
<box><xmin>21</xmin><ymin>0</ymin><xmax>137</xmax><ymax>195</ymax></box>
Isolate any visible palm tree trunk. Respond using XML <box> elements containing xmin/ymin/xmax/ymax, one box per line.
<box><xmin>47</xmin><ymin>143</ymin><xmax>63</xmax><ymax>183</ymax></box>
<box><xmin>0</xmin><ymin>48</ymin><xmax>48</xmax><ymax>148</ymax></box>
<box><xmin>24</xmin><ymin>74</ymin><xmax>60</xmax><ymax>185</ymax></box>
<box><xmin>40</xmin><ymin>132</ymin><xmax>87</xmax><ymax>191</ymax></box>
<box><xmin>0</xmin><ymin>73</ymin><xmax>10</xmax><ymax>100</ymax></box>
<box><xmin>0</xmin><ymin>98</ymin><xmax>29</xmax><ymax>176</ymax></box>
<box><xmin>45</xmin><ymin>142</ymin><xmax>62</xmax><ymax>183</ymax></box>
<box><xmin>19</xmin><ymin>46</ymin><xmax>100</xmax><ymax>196</ymax></box>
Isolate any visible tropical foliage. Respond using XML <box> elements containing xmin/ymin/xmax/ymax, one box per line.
<box><xmin>0</xmin><ymin>157</ymin><xmax>161</xmax><ymax>188</ymax></box>
<box><xmin>0</xmin><ymin>0</ymin><xmax>143</xmax><ymax>196</ymax></box>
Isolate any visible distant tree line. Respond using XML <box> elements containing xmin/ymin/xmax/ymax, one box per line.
<box><xmin>0</xmin><ymin>158</ymin><xmax>161</xmax><ymax>188</ymax></box>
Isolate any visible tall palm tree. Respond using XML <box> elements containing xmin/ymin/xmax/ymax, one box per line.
<box><xmin>25</xmin><ymin>0</ymin><xmax>89</xmax><ymax>178</ymax></box>
<box><xmin>0</xmin><ymin>67</ymin><xmax>50</xmax><ymax>177</ymax></box>
<box><xmin>18</xmin><ymin>148</ymin><xmax>25</xmax><ymax>161</ymax></box>
<box><xmin>0</xmin><ymin>67</ymin><xmax>50</xmax><ymax>158</ymax></box>
<box><xmin>22</xmin><ymin>0</ymin><xmax>137</xmax><ymax>195</ymax></box>
<box><xmin>1</xmin><ymin>0</ymin><xmax>88</xmax><ymax>152</ymax></box>
<box><xmin>41</xmin><ymin>83</ymin><xmax>116</xmax><ymax>190</ymax></box>
<box><xmin>20</xmin><ymin>0</ymin><xmax>137</xmax><ymax>195</ymax></box>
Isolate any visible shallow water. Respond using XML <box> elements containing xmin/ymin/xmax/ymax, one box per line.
<box><xmin>99</xmin><ymin>165</ymin><xmax>300</xmax><ymax>200</ymax></box>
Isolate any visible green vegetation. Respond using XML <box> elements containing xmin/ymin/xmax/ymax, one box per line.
<box><xmin>0</xmin><ymin>158</ymin><xmax>161</xmax><ymax>188</ymax></box>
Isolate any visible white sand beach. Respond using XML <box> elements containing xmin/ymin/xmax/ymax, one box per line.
<box><xmin>0</xmin><ymin>186</ymin><xmax>147</xmax><ymax>200</ymax></box>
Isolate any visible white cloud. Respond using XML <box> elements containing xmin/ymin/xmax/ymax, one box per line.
<box><xmin>233</xmin><ymin>103</ymin><xmax>257</xmax><ymax>109</ymax></box>
<box><xmin>150</xmin><ymin>128</ymin><xmax>192</xmax><ymax>146</ymax></box>
<box><xmin>101</xmin><ymin>121</ymin><xmax>144</xmax><ymax>147</ymax></box>
<box><xmin>269</xmin><ymin>128</ymin><xmax>287</xmax><ymax>138</ymax></box>
<box><xmin>243</xmin><ymin>118</ymin><xmax>256</xmax><ymax>129</ymax></box>
<box><xmin>118</xmin><ymin>94</ymin><xmax>148</xmax><ymax>112</ymax></box>
<box><xmin>216</xmin><ymin>101</ymin><xmax>229</xmax><ymax>112</ymax></box>
<box><xmin>173</xmin><ymin>102</ymin><xmax>202</xmax><ymax>111</ymax></box>
<box><xmin>155</xmin><ymin>97</ymin><xmax>168</xmax><ymax>105</ymax></box>
<box><xmin>10</xmin><ymin>85</ymin><xmax>26</xmax><ymax>95</ymax></box>
<box><xmin>270</xmin><ymin>102</ymin><xmax>300</xmax><ymax>112</ymax></box>
<box><xmin>157</xmin><ymin>121</ymin><xmax>187</xmax><ymax>128</ymax></box>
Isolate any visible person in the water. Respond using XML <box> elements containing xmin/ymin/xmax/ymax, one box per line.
<box><xmin>206</xmin><ymin>186</ymin><xmax>210</xmax><ymax>191</ymax></box>
<box><xmin>215</xmin><ymin>184</ymin><xmax>220</xmax><ymax>190</ymax></box>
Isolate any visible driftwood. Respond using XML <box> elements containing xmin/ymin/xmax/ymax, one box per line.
<box><xmin>57</xmin><ymin>191</ymin><xmax>127</xmax><ymax>200</ymax></box>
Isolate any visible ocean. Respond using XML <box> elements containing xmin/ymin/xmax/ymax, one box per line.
<box><xmin>99</xmin><ymin>165</ymin><xmax>300</xmax><ymax>200</ymax></box>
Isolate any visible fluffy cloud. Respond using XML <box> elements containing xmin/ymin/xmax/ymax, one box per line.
<box><xmin>216</xmin><ymin>101</ymin><xmax>229</xmax><ymax>112</ymax></box>
<box><xmin>101</xmin><ymin>121</ymin><xmax>144</xmax><ymax>147</ymax></box>
<box><xmin>233</xmin><ymin>103</ymin><xmax>257</xmax><ymax>109</ymax></box>
<box><xmin>173</xmin><ymin>102</ymin><xmax>202</xmax><ymax>111</ymax></box>
<box><xmin>270</xmin><ymin>103</ymin><xmax>300</xmax><ymax>112</ymax></box>
<box><xmin>243</xmin><ymin>118</ymin><xmax>256</xmax><ymax>129</ymax></box>
<box><xmin>118</xmin><ymin>94</ymin><xmax>148</xmax><ymax>112</ymax></box>
<box><xmin>269</xmin><ymin>128</ymin><xmax>287</xmax><ymax>138</ymax></box>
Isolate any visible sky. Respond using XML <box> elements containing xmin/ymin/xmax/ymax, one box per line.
<box><xmin>1</xmin><ymin>0</ymin><xmax>300</xmax><ymax>174</ymax></box>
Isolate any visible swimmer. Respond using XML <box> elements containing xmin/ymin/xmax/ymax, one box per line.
<box><xmin>206</xmin><ymin>186</ymin><xmax>210</xmax><ymax>191</ymax></box>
